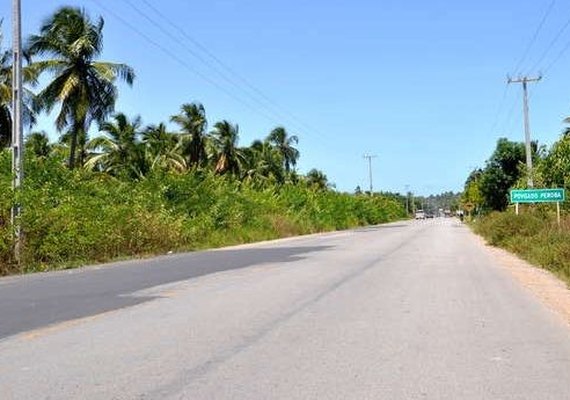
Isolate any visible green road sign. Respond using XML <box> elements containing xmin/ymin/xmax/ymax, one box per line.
<box><xmin>510</xmin><ymin>188</ymin><xmax>565</xmax><ymax>203</ymax></box>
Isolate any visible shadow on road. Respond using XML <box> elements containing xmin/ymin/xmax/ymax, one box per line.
<box><xmin>0</xmin><ymin>245</ymin><xmax>332</xmax><ymax>340</ymax></box>
<box><xmin>354</xmin><ymin>224</ymin><xmax>408</xmax><ymax>232</ymax></box>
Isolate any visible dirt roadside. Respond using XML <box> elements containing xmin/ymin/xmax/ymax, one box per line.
<box><xmin>475</xmin><ymin>234</ymin><xmax>570</xmax><ymax>326</ymax></box>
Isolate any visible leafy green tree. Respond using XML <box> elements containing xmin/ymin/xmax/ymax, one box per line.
<box><xmin>539</xmin><ymin>131</ymin><xmax>570</xmax><ymax>188</ymax></box>
<box><xmin>209</xmin><ymin>120</ymin><xmax>245</xmax><ymax>175</ymax></box>
<box><xmin>462</xmin><ymin>169</ymin><xmax>483</xmax><ymax>213</ymax></box>
<box><xmin>479</xmin><ymin>138</ymin><xmax>526</xmax><ymax>211</ymax></box>
<box><xmin>27</xmin><ymin>7</ymin><xmax>135</xmax><ymax>168</ymax></box>
<box><xmin>267</xmin><ymin>126</ymin><xmax>299</xmax><ymax>173</ymax></box>
<box><xmin>85</xmin><ymin>113</ymin><xmax>145</xmax><ymax>178</ymax></box>
<box><xmin>170</xmin><ymin>102</ymin><xmax>208</xmax><ymax>168</ymax></box>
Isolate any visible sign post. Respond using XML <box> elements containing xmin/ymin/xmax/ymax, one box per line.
<box><xmin>510</xmin><ymin>188</ymin><xmax>565</xmax><ymax>226</ymax></box>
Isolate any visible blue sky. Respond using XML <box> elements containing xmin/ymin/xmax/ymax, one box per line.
<box><xmin>3</xmin><ymin>0</ymin><xmax>570</xmax><ymax>195</ymax></box>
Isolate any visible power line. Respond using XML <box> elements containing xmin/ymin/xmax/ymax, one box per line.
<box><xmin>88</xmin><ymin>0</ymin><xmax>294</xmax><ymax>130</ymax></box>
<box><xmin>135</xmin><ymin>0</ymin><xmax>328</xmax><ymax>141</ymax></box>
<box><xmin>512</xmin><ymin>0</ymin><xmax>556</xmax><ymax>76</ymax></box>
<box><xmin>121</xmin><ymin>0</ymin><xmax>276</xmax><ymax>114</ymax></box>
<box><xmin>501</xmin><ymin>92</ymin><xmax>520</xmax><ymax>135</ymax></box>
<box><xmin>89</xmin><ymin>0</ymin><xmax>353</xmax><ymax>176</ymax></box>
<box><xmin>86</xmin><ymin>0</ymin><xmax>354</xmax><ymax>184</ymax></box>
<box><xmin>543</xmin><ymin>36</ymin><xmax>570</xmax><ymax>74</ymax></box>
<box><xmin>119</xmin><ymin>0</ymin><xmax>333</xmax><ymax>147</ymax></box>
<box><xmin>489</xmin><ymin>83</ymin><xmax>510</xmax><ymax>134</ymax></box>
<box><xmin>495</xmin><ymin>3</ymin><xmax>555</xmax><ymax>139</ymax></box>
<box><xmin>137</xmin><ymin>1</ymin><xmax>292</xmax><ymax>109</ymax></box>
<box><xmin>527</xmin><ymin>12</ymin><xmax>570</xmax><ymax>74</ymax></box>
<box><xmin>494</xmin><ymin>3</ymin><xmax>553</xmax><ymax>138</ymax></box>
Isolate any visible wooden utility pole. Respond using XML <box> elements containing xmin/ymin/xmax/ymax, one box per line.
<box><xmin>363</xmin><ymin>154</ymin><xmax>377</xmax><ymax>196</ymax></box>
<box><xmin>12</xmin><ymin>0</ymin><xmax>23</xmax><ymax>263</ymax></box>
<box><xmin>507</xmin><ymin>75</ymin><xmax>541</xmax><ymax>188</ymax></box>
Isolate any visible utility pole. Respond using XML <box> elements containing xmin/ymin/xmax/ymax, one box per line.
<box><xmin>508</xmin><ymin>75</ymin><xmax>541</xmax><ymax>188</ymax></box>
<box><xmin>11</xmin><ymin>0</ymin><xmax>24</xmax><ymax>263</ymax></box>
<box><xmin>405</xmin><ymin>184</ymin><xmax>410</xmax><ymax>214</ymax></box>
<box><xmin>363</xmin><ymin>154</ymin><xmax>377</xmax><ymax>196</ymax></box>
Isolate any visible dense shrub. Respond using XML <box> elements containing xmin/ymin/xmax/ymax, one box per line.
<box><xmin>0</xmin><ymin>151</ymin><xmax>406</xmax><ymax>275</ymax></box>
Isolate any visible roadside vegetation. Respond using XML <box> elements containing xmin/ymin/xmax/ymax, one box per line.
<box><xmin>462</xmin><ymin>123</ymin><xmax>570</xmax><ymax>285</ymax></box>
<box><xmin>0</xmin><ymin>150</ymin><xmax>406</xmax><ymax>275</ymax></box>
<box><xmin>0</xmin><ymin>7</ymin><xmax>406</xmax><ymax>275</ymax></box>
<box><xmin>473</xmin><ymin>209</ymin><xmax>570</xmax><ymax>283</ymax></box>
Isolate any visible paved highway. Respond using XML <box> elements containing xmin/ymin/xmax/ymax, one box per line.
<box><xmin>2</xmin><ymin>219</ymin><xmax>570</xmax><ymax>399</ymax></box>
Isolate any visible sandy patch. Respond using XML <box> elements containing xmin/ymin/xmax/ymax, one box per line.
<box><xmin>474</xmin><ymin>234</ymin><xmax>570</xmax><ymax>327</ymax></box>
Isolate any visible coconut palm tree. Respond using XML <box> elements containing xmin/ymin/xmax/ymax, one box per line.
<box><xmin>0</xmin><ymin>35</ymin><xmax>11</xmax><ymax>148</ymax></box>
<box><xmin>170</xmin><ymin>102</ymin><xmax>207</xmax><ymax>168</ymax></box>
<box><xmin>25</xmin><ymin>131</ymin><xmax>52</xmax><ymax>158</ymax></box>
<box><xmin>0</xmin><ymin>22</ymin><xmax>38</xmax><ymax>148</ymax></box>
<box><xmin>142</xmin><ymin>122</ymin><xmax>186</xmax><ymax>172</ymax></box>
<box><xmin>85</xmin><ymin>113</ymin><xmax>145</xmax><ymax>178</ymax></box>
<box><xmin>267</xmin><ymin>126</ymin><xmax>299</xmax><ymax>173</ymax></box>
<box><xmin>209</xmin><ymin>120</ymin><xmax>245</xmax><ymax>175</ymax></box>
<box><xmin>306</xmin><ymin>168</ymin><xmax>329</xmax><ymax>190</ymax></box>
<box><xmin>27</xmin><ymin>7</ymin><xmax>135</xmax><ymax>168</ymax></box>
<box><xmin>242</xmin><ymin>139</ymin><xmax>284</xmax><ymax>183</ymax></box>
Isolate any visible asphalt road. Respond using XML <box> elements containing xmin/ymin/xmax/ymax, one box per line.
<box><xmin>2</xmin><ymin>219</ymin><xmax>570</xmax><ymax>399</ymax></box>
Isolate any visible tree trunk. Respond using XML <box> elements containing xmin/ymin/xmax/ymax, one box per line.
<box><xmin>68</xmin><ymin>129</ymin><xmax>77</xmax><ymax>169</ymax></box>
<box><xmin>68</xmin><ymin>119</ymin><xmax>85</xmax><ymax>169</ymax></box>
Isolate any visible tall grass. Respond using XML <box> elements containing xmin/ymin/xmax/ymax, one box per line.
<box><xmin>473</xmin><ymin>208</ymin><xmax>570</xmax><ymax>284</ymax></box>
<box><xmin>0</xmin><ymin>151</ymin><xmax>406</xmax><ymax>275</ymax></box>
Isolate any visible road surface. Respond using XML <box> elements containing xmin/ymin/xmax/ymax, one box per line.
<box><xmin>2</xmin><ymin>219</ymin><xmax>570</xmax><ymax>399</ymax></box>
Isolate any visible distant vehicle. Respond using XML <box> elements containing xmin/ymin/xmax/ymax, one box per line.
<box><xmin>415</xmin><ymin>210</ymin><xmax>426</xmax><ymax>220</ymax></box>
<box><xmin>426</xmin><ymin>213</ymin><xmax>434</xmax><ymax>218</ymax></box>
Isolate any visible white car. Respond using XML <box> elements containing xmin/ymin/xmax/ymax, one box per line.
<box><xmin>415</xmin><ymin>210</ymin><xmax>426</xmax><ymax>220</ymax></box>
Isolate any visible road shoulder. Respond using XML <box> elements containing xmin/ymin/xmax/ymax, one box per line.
<box><xmin>474</xmin><ymin>233</ymin><xmax>570</xmax><ymax>328</ymax></box>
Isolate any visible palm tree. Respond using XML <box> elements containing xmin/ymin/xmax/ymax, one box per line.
<box><xmin>142</xmin><ymin>122</ymin><xmax>186</xmax><ymax>172</ymax></box>
<box><xmin>0</xmin><ymin>22</ymin><xmax>38</xmax><ymax>148</ymax></box>
<box><xmin>27</xmin><ymin>7</ymin><xmax>135</xmax><ymax>168</ymax></box>
<box><xmin>306</xmin><ymin>168</ymin><xmax>329</xmax><ymax>190</ymax></box>
<box><xmin>0</xmin><ymin>42</ymin><xmax>10</xmax><ymax>148</ymax></box>
<box><xmin>243</xmin><ymin>139</ymin><xmax>284</xmax><ymax>183</ymax></box>
<box><xmin>209</xmin><ymin>120</ymin><xmax>245</xmax><ymax>175</ymax></box>
<box><xmin>267</xmin><ymin>126</ymin><xmax>299</xmax><ymax>173</ymax></box>
<box><xmin>25</xmin><ymin>131</ymin><xmax>51</xmax><ymax>158</ymax></box>
<box><xmin>170</xmin><ymin>102</ymin><xmax>207</xmax><ymax>168</ymax></box>
<box><xmin>562</xmin><ymin>117</ymin><xmax>570</xmax><ymax>137</ymax></box>
<box><xmin>85</xmin><ymin>113</ymin><xmax>145</xmax><ymax>178</ymax></box>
